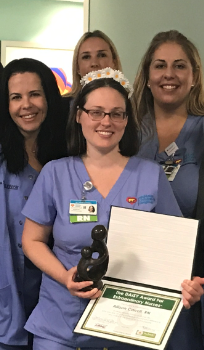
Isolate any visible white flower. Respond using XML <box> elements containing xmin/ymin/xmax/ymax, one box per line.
<box><xmin>113</xmin><ymin>70</ymin><xmax>122</xmax><ymax>81</ymax></box>
<box><xmin>128</xmin><ymin>86</ymin><xmax>134</xmax><ymax>98</ymax></box>
<box><xmin>103</xmin><ymin>67</ymin><xmax>114</xmax><ymax>78</ymax></box>
<box><xmin>95</xmin><ymin>70</ymin><xmax>103</xmax><ymax>79</ymax></box>
<box><xmin>80</xmin><ymin>77</ymin><xmax>85</xmax><ymax>86</ymax></box>
<box><xmin>84</xmin><ymin>71</ymin><xmax>97</xmax><ymax>85</ymax></box>
<box><xmin>80</xmin><ymin>68</ymin><xmax>133</xmax><ymax>99</ymax></box>
<box><xmin>120</xmin><ymin>78</ymin><xmax>129</xmax><ymax>88</ymax></box>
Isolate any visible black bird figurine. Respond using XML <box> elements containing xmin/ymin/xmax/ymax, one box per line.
<box><xmin>74</xmin><ymin>225</ymin><xmax>109</xmax><ymax>291</ymax></box>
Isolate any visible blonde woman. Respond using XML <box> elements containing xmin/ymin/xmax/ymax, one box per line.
<box><xmin>62</xmin><ymin>30</ymin><xmax>122</xmax><ymax>116</ymax></box>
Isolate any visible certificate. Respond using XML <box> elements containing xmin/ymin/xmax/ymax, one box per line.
<box><xmin>75</xmin><ymin>280</ymin><xmax>183</xmax><ymax>349</ymax></box>
<box><xmin>74</xmin><ymin>207</ymin><xmax>199</xmax><ymax>349</ymax></box>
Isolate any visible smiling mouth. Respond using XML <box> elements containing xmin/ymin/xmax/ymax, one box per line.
<box><xmin>97</xmin><ymin>131</ymin><xmax>113</xmax><ymax>136</ymax></box>
<box><xmin>161</xmin><ymin>85</ymin><xmax>177</xmax><ymax>90</ymax></box>
<box><xmin>21</xmin><ymin>113</ymin><xmax>36</xmax><ymax>119</ymax></box>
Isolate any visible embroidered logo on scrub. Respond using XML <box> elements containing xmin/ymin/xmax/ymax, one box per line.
<box><xmin>138</xmin><ymin>195</ymin><xmax>155</xmax><ymax>205</ymax></box>
<box><xmin>175</xmin><ymin>159</ymin><xmax>182</xmax><ymax>164</ymax></box>
<box><xmin>4</xmin><ymin>182</ymin><xmax>19</xmax><ymax>190</ymax></box>
<box><xmin>126</xmin><ymin>197</ymin><xmax>137</xmax><ymax>204</ymax></box>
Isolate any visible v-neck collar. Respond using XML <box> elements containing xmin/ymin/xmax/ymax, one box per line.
<box><xmin>152</xmin><ymin>115</ymin><xmax>200</xmax><ymax>160</ymax></box>
<box><xmin>73</xmin><ymin>156</ymin><xmax>135</xmax><ymax>207</ymax></box>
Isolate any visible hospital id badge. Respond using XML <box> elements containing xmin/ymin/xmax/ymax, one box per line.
<box><xmin>69</xmin><ymin>200</ymin><xmax>98</xmax><ymax>223</ymax></box>
<box><xmin>162</xmin><ymin>164</ymin><xmax>181</xmax><ymax>182</ymax></box>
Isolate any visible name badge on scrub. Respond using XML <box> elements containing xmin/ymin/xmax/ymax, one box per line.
<box><xmin>69</xmin><ymin>200</ymin><xmax>98</xmax><ymax>223</ymax></box>
<box><xmin>165</xmin><ymin>142</ymin><xmax>178</xmax><ymax>157</ymax></box>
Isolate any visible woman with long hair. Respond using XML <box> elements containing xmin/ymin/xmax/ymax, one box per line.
<box><xmin>133</xmin><ymin>30</ymin><xmax>204</xmax><ymax>219</ymax></box>
<box><xmin>0</xmin><ymin>58</ymin><xmax>67</xmax><ymax>349</ymax></box>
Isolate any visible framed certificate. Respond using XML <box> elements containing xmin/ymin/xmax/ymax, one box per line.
<box><xmin>74</xmin><ymin>207</ymin><xmax>199</xmax><ymax>349</ymax></box>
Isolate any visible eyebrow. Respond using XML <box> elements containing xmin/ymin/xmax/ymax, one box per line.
<box><xmin>80</xmin><ymin>49</ymin><xmax>108</xmax><ymax>55</ymax></box>
<box><xmin>9</xmin><ymin>92</ymin><xmax>20</xmax><ymax>97</ymax></box>
<box><xmin>152</xmin><ymin>58</ymin><xmax>188</xmax><ymax>64</ymax></box>
<box><xmin>9</xmin><ymin>89</ymin><xmax>42</xmax><ymax>97</ymax></box>
<box><xmin>88</xmin><ymin>106</ymin><xmax>124</xmax><ymax>110</ymax></box>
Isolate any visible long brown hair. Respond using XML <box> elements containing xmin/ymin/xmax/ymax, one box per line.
<box><xmin>133</xmin><ymin>30</ymin><xmax>204</xmax><ymax>122</ymax></box>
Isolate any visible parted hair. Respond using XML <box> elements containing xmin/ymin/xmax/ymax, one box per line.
<box><xmin>133</xmin><ymin>30</ymin><xmax>204</xmax><ymax>120</ymax></box>
<box><xmin>66</xmin><ymin>78</ymin><xmax>140</xmax><ymax>157</ymax></box>
<box><xmin>65</xmin><ymin>30</ymin><xmax>122</xmax><ymax>98</ymax></box>
<box><xmin>0</xmin><ymin>58</ymin><xmax>67</xmax><ymax>174</ymax></box>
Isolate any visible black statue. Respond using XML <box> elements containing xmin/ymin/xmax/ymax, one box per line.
<box><xmin>74</xmin><ymin>225</ymin><xmax>109</xmax><ymax>291</ymax></box>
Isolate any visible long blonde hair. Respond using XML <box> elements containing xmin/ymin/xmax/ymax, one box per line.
<box><xmin>133</xmin><ymin>30</ymin><xmax>204</xmax><ymax>122</ymax></box>
<box><xmin>65</xmin><ymin>30</ymin><xmax>122</xmax><ymax>98</ymax></box>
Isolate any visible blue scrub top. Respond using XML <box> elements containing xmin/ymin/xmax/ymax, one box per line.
<box><xmin>0</xmin><ymin>160</ymin><xmax>42</xmax><ymax>346</ymax></box>
<box><xmin>138</xmin><ymin>115</ymin><xmax>204</xmax><ymax>218</ymax></box>
<box><xmin>22</xmin><ymin>156</ymin><xmax>184</xmax><ymax>349</ymax></box>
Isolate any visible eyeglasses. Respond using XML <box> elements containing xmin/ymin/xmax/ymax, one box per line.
<box><xmin>80</xmin><ymin>107</ymin><xmax>127</xmax><ymax>122</ymax></box>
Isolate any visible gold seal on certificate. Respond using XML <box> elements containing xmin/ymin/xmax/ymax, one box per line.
<box><xmin>74</xmin><ymin>207</ymin><xmax>199</xmax><ymax>349</ymax></box>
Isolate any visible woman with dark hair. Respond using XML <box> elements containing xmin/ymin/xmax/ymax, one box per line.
<box><xmin>133</xmin><ymin>29</ymin><xmax>204</xmax><ymax>219</ymax></box>
<box><xmin>0</xmin><ymin>58</ymin><xmax>67</xmax><ymax>350</ymax></box>
<box><xmin>21</xmin><ymin>68</ymin><xmax>203</xmax><ymax>350</ymax></box>
<box><xmin>0</xmin><ymin>58</ymin><xmax>67</xmax><ymax>172</ymax></box>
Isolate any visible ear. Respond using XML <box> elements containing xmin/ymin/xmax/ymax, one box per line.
<box><xmin>192</xmin><ymin>74</ymin><xmax>196</xmax><ymax>87</ymax></box>
<box><xmin>76</xmin><ymin>109</ymin><xmax>81</xmax><ymax>123</ymax></box>
<box><xmin>77</xmin><ymin>65</ymin><xmax>81</xmax><ymax>77</ymax></box>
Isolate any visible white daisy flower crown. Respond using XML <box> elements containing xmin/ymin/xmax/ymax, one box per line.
<box><xmin>80</xmin><ymin>67</ymin><xmax>133</xmax><ymax>98</ymax></box>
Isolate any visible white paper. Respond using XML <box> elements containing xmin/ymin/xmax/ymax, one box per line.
<box><xmin>107</xmin><ymin>207</ymin><xmax>198</xmax><ymax>291</ymax></box>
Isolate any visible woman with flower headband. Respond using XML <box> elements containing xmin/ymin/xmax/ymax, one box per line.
<box><xmin>21</xmin><ymin>68</ymin><xmax>204</xmax><ymax>350</ymax></box>
<box><xmin>62</xmin><ymin>30</ymin><xmax>122</xmax><ymax>118</ymax></box>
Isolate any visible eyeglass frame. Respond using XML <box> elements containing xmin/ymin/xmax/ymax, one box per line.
<box><xmin>79</xmin><ymin>106</ymin><xmax>128</xmax><ymax>122</ymax></box>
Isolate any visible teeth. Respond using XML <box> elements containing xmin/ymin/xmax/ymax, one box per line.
<box><xmin>162</xmin><ymin>85</ymin><xmax>177</xmax><ymax>90</ymax></box>
<box><xmin>22</xmin><ymin>114</ymin><xmax>35</xmax><ymax>119</ymax></box>
<box><xmin>97</xmin><ymin>131</ymin><xmax>112</xmax><ymax>135</ymax></box>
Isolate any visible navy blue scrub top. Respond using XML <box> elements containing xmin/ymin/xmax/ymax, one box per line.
<box><xmin>138</xmin><ymin>115</ymin><xmax>204</xmax><ymax>218</ymax></box>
